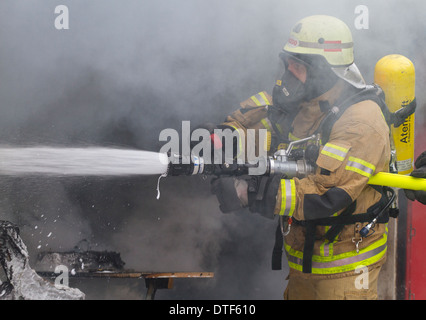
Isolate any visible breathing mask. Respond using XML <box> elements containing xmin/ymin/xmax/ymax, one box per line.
<box><xmin>272</xmin><ymin>52</ymin><xmax>339</xmax><ymax>115</ymax></box>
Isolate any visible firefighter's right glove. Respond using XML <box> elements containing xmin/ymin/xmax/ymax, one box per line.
<box><xmin>247</xmin><ymin>175</ymin><xmax>281</xmax><ymax>219</ymax></box>
<box><xmin>404</xmin><ymin>151</ymin><xmax>426</xmax><ymax>205</ymax></box>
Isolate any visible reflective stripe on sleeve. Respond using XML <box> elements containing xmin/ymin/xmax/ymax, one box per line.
<box><xmin>345</xmin><ymin>156</ymin><xmax>376</xmax><ymax>178</ymax></box>
<box><xmin>279</xmin><ymin>179</ymin><xmax>296</xmax><ymax>216</ymax></box>
<box><xmin>227</xmin><ymin>124</ymin><xmax>244</xmax><ymax>159</ymax></box>
<box><xmin>321</xmin><ymin>143</ymin><xmax>349</xmax><ymax>161</ymax></box>
<box><xmin>258</xmin><ymin>92</ymin><xmax>271</xmax><ymax>105</ymax></box>
<box><xmin>260</xmin><ymin>118</ymin><xmax>272</xmax><ymax>131</ymax></box>
<box><xmin>251</xmin><ymin>92</ymin><xmax>270</xmax><ymax>106</ymax></box>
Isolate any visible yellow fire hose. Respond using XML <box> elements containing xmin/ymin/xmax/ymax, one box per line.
<box><xmin>368</xmin><ymin>172</ymin><xmax>426</xmax><ymax>191</ymax></box>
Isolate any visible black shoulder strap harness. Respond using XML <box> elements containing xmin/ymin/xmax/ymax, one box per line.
<box><xmin>271</xmin><ymin>84</ymin><xmax>416</xmax><ymax>273</ymax></box>
<box><xmin>318</xmin><ymin>84</ymin><xmax>416</xmax><ymax>145</ymax></box>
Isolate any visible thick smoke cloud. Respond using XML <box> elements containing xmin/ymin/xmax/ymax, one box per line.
<box><xmin>0</xmin><ymin>0</ymin><xmax>424</xmax><ymax>299</ymax></box>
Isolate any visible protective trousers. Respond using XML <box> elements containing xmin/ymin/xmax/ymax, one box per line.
<box><xmin>284</xmin><ymin>264</ymin><xmax>381</xmax><ymax>300</ymax></box>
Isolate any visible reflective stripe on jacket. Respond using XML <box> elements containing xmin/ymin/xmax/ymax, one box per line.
<box><xmin>285</xmin><ymin>227</ymin><xmax>387</xmax><ymax>274</ymax></box>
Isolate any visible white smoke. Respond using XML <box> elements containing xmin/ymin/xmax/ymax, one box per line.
<box><xmin>0</xmin><ymin>0</ymin><xmax>424</xmax><ymax>299</ymax></box>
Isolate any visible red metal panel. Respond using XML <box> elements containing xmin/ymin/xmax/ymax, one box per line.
<box><xmin>405</xmin><ymin>125</ymin><xmax>426</xmax><ymax>299</ymax></box>
<box><xmin>406</xmin><ymin>201</ymin><xmax>426</xmax><ymax>299</ymax></box>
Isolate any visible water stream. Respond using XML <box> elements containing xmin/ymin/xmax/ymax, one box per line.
<box><xmin>0</xmin><ymin>146</ymin><xmax>168</xmax><ymax>177</ymax></box>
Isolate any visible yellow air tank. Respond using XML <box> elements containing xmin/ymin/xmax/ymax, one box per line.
<box><xmin>374</xmin><ymin>54</ymin><xmax>416</xmax><ymax>175</ymax></box>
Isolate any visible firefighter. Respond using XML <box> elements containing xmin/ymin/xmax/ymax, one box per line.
<box><xmin>404</xmin><ymin>151</ymin><xmax>426</xmax><ymax>204</ymax></box>
<box><xmin>211</xmin><ymin>15</ymin><xmax>392</xmax><ymax>299</ymax></box>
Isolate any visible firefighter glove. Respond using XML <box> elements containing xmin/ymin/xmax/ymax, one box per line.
<box><xmin>404</xmin><ymin>151</ymin><xmax>426</xmax><ymax>205</ymax></box>
<box><xmin>211</xmin><ymin>177</ymin><xmax>249</xmax><ymax>213</ymax></box>
<box><xmin>247</xmin><ymin>175</ymin><xmax>281</xmax><ymax>219</ymax></box>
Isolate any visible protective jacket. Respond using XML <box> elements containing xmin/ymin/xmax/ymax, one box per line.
<box><xmin>221</xmin><ymin>79</ymin><xmax>391</xmax><ymax>276</ymax></box>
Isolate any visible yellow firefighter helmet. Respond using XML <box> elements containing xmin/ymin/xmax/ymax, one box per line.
<box><xmin>283</xmin><ymin>15</ymin><xmax>366</xmax><ymax>88</ymax></box>
<box><xmin>284</xmin><ymin>15</ymin><xmax>353</xmax><ymax>66</ymax></box>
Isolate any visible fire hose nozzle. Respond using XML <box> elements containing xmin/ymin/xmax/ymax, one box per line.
<box><xmin>166</xmin><ymin>154</ymin><xmax>315</xmax><ymax>179</ymax></box>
